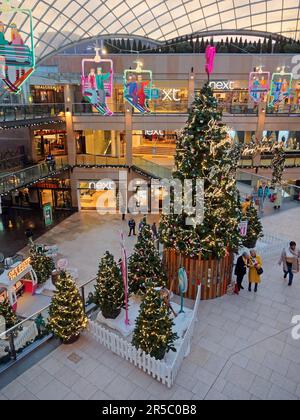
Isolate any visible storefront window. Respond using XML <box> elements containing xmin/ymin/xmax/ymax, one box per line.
<box><xmin>34</xmin><ymin>130</ymin><xmax>68</xmax><ymax>159</ymax></box>
<box><xmin>79</xmin><ymin>181</ymin><xmax>117</xmax><ymax>211</ymax></box>
<box><xmin>30</xmin><ymin>85</ymin><xmax>64</xmax><ymax>103</ymax></box>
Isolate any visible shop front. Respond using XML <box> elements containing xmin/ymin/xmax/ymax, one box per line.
<box><xmin>33</xmin><ymin>129</ymin><xmax>68</xmax><ymax>160</ymax></box>
<box><xmin>78</xmin><ymin>180</ymin><xmax>117</xmax><ymax>211</ymax></box>
<box><xmin>30</xmin><ymin>85</ymin><xmax>64</xmax><ymax>104</ymax></box>
<box><xmin>33</xmin><ymin>178</ymin><xmax>72</xmax><ymax>210</ymax></box>
<box><xmin>0</xmin><ymin>258</ymin><xmax>38</xmax><ymax>311</ymax></box>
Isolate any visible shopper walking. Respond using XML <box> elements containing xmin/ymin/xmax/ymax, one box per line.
<box><xmin>235</xmin><ymin>251</ymin><xmax>249</xmax><ymax>291</ymax></box>
<box><xmin>151</xmin><ymin>222</ymin><xmax>158</xmax><ymax>239</ymax></box>
<box><xmin>128</xmin><ymin>218</ymin><xmax>136</xmax><ymax>237</ymax></box>
<box><xmin>248</xmin><ymin>249</ymin><xmax>263</xmax><ymax>292</ymax></box>
<box><xmin>279</xmin><ymin>241</ymin><xmax>300</xmax><ymax>286</ymax></box>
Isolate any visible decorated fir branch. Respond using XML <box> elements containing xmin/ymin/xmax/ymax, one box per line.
<box><xmin>128</xmin><ymin>219</ymin><xmax>167</xmax><ymax>294</ymax></box>
<box><xmin>242</xmin><ymin>203</ymin><xmax>264</xmax><ymax>249</ymax></box>
<box><xmin>132</xmin><ymin>281</ymin><xmax>178</xmax><ymax>360</ymax></box>
<box><xmin>48</xmin><ymin>270</ymin><xmax>87</xmax><ymax>343</ymax></box>
<box><xmin>29</xmin><ymin>245</ymin><xmax>55</xmax><ymax>284</ymax></box>
<box><xmin>159</xmin><ymin>83</ymin><xmax>242</xmax><ymax>259</ymax></box>
<box><xmin>271</xmin><ymin>146</ymin><xmax>286</xmax><ymax>187</ymax></box>
<box><xmin>94</xmin><ymin>251</ymin><xmax>124</xmax><ymax>319</ymax></box>
<box><xmin>0</xmin><ymin>298</ymin><xmax>17</xmax><ymax>330</ymax></box>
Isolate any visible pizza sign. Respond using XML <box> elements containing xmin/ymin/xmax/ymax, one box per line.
<box><xmin>8</xmin><ymin>257</ymin><xmax>31</xmax><ymax>281</ymax></box>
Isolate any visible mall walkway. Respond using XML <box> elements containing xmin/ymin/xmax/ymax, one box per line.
<box><xmin>0</xmin><ymin>209</ymin><xmax>300</xmax><ymax>400</ymax></box>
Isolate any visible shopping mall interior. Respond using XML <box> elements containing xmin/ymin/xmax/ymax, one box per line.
<box><xmin>0</xmin><ymin>0</ymin><xmax>300</xmax><ymax>403</ymax></box>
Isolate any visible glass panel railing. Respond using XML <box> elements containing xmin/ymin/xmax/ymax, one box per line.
<box><xmin>0</xmin><ymin>276</ymin><xmax>99</xmax><ymax>373</ymax></box>
<box><xmin>76</xmin><ymin>154</ymin><xmax>126</xmax><ymax>167</ymax></box>
<box><xmin>0</xmin><ymin>157</ymin><xmax>70</xmax><ymax>194</ymax></box>
<box><xmin>0</xmin><ymin>104</ymin><xmax>65</xmax><ymax>122</ymax></box>
<box><xmin>236</xmin><ymin>169</ymin><xmax>300</xmax><ymax>204</ymax></box>
<box><xmin>132</xmin><ymin>156</ymin><xmax>172</xmax><ymax>179</ymax></box>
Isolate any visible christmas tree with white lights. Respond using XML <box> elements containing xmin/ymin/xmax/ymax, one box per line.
<box><xmin>94</xmin><ymin>251</ymin><xmax>124</xmax><ymax>319</ymax></box>
<box><xmin>271</xmin><ymin>145</ymin><xmax>286</xmax><ymax>187</ymax></box>
<box><xmin>30</xmin><ymin>245</ymin><xmax>55</xmax><ymax>284</ymax></box>
<box><xmin>160</xmin><ymin>83</ymin><xmax>242</xmax><ymax>259</ymax></box>
<box><xmin>48</xmin><ymin>270</ymin><xmax>87</xmax><ymax>343</ymax></box>
<box><xmin>0</xmin><ymin>299</ymin><xmax>17</xmax><ymax>329</ymax></box>
<box><xmin>128</xmin><ymin>219</ymin><xmax>167</xmax><ymax>294</ymax></box>
<box><xmin>132</xmin><ymin>281</ymin><xmax>178</xmax><ymax>360</ymax></box>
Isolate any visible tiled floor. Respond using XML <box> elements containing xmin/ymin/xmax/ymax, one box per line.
<box><xmin>1</xmin><ymin>208</ymin><xmax>300</xmax><ymax>400</ymax></box>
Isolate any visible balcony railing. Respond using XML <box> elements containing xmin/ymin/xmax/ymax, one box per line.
<box><xmin>0</xmin><ymin>156</ymin><xmax>70</xmax><ymax>195</ymax></box>
<box><xmin>0</xmin><ymin>103</ymin><xmax>65</xmax><ymax>123</ymax></box>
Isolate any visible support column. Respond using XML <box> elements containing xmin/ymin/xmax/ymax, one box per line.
<box><xmin>125</xmin><ymin>103</ymin><xmax>133</xmax><ymax>166</ymax></box>
<box><xmin>66</xmin><ymin>110</ymin><xmax>76</xmax><ymax>166</ymax></box>
<box><xmin>255</xmin><ymin>102</ymin><xmax>266</xmax><ymax>141</ymax></box>
<box><xmin>64</xmin><ymin>84</ymin><xmax>75</xmax><ymax>112</ymax></box>
<box><xmin>188</xmin><ymin>67</ymin><xmax>195</xmax><ymax>108</ymax></box>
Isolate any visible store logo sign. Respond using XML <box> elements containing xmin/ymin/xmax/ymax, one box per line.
<box><xmin>162</xmin><ymin>89</ymin><xmax>181</xmax><ymax>102</ymax></box>
<box><xmin>291</xmin><ymin>55</ymin><xmax>300</xmax><ymax>80</ymax></box>
<box><xmin>145</xmin><ymin>130</ymin><xmax>164</xmax><ymax>136</ymax></box>
<box><xmin>8</xmin><ymin>258</ymin><xmax>31</xmax><ymax>281</ymax></box>
<box><xmin>209</xmin><ymin>81</ymin><xmax>235</xmax><ymax>90</ymax></box>
<box><xmin>89</xmin><ymin>180</ymin><xmax>115</xmax><ymax>191</ymax></box>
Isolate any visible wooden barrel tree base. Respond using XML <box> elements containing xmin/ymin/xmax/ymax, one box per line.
<box><xmin>163</xmin><ymin>249</ymin><xmax>234</xmax><ymax>301</ymax></box>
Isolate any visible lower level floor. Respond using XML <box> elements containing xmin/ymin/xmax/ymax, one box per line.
<box><xmin>0</xmin><ymin>209</ymin><xmax>300</xmax><ymax>400</ymax></box>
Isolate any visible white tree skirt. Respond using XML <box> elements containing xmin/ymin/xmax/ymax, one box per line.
<box><xmin>96</xmin><ymin>295</ymin><xmax>193</xmax><ymax>364</ymax></box>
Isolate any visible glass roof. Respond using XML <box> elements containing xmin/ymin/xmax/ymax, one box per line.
<box><xmin>3</xmin><ymin>0</ymin><xmax>300</xmax><ymax>62</ymax></box>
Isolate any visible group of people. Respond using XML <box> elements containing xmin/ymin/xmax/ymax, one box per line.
<box><xmin>127</xmin><ymin>217</ymin><xmax>158</xmax><ymax>238</ymax></box>
<box><xmin>235</xmin><ymin>241</ymin><xmax>300</xmax><ymax>293</ymax></box>
<box><xmin>243</xmin><ymin>182</ymin><xmax>283</xmax><ymax>214</ymax></box>
<box><xmin>235</xmin><ymin>249</ymin><xmax>263</xmax><ymax>293</ymax></box>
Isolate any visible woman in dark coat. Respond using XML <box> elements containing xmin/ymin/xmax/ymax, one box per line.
<box><xmin>235</xmin><ymin>252</ymin><xmax>249</xmax><ymax>291</ymax></box>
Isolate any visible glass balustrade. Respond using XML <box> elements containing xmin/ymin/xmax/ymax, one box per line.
<box><xmin>0</xmin><ymin>104</ymin><xmax>65</xmax><ymax>122</ymax></box>
<box><xmin>0</xmin><ymin>157</ymin><xmax>70</xmax><ymax>195</ymax></box>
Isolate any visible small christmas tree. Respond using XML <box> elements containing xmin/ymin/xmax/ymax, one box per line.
<box><xmin>132</xmin><ymin>282</ymin><xmax>178</xmax><ymax>360</ymax></box>
<box><xmin>242</xmin><ymin>203</ymin><xmax>264</xmax><ymax>249</ymax></box>
<box><xmin>94</xmin><ymin>252</ymin><xmax>124</xmax><ymax>319</ymax></box>
<box><xmin>48</xmin><ymin>270</ymin><xmax>87</xmax><ymax>343</ymax></box>
<box><xmin>30</xmin><ymin>245</ymin><xmax>55</xmax><ymax>284</ymax></box>
<box><xmin>271</xmin><ymin>146</ymin><xmax>286</xmax><ymax>187</ymax></box>
<box><xmin>0</xmin><ymin>299</ymin><xmax>17</xmax><ymax>330</ymax></box>
<box><xmin>128</xmin><ymin>219</ymin><xmax>167</xmax><ymax>294</ymax></box>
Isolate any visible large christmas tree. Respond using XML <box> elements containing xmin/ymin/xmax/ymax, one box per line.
<box><xmin>242</xmin><ymin>203</ymin><xmax>264</xmax><ymax>249</ymax></box>
<box><xmin>271</xmin><ymin>145</ymin><xmax>286</xmax><ymax>187</ymax></box>
<box><xmin>30</xmin><ymin>245</ymin><xmax>55</xmax><ymax>284</ymax></box>
<box><xmin>132</xmin><ymin>281</ymin><xmax>178</xmax><ymax>360</ymax></box>
<box><xmin>94</xmin><ymin>252</ymin><xmax>124</xmax><ymax>319</ymax></box>
<box><xmin>48</xmin><ymin>270</ymin><xmax>87</xmax><ymax>343</ymax></box>
<box><xmin>160</xmin><ymin>84</ymin><xmax>242</xmax><ymax>259</ymax></box>
<box><xmin>128</xmin><ymin>219</ymin><xmax>167</xmax><ymax>295</ymax></box>
<box><xmin>0</xmin><ymin>299</ymin><xmax>17</xmax><ymax>330</ymax></box>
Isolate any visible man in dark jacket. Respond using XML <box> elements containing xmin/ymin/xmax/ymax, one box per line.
<box><xmin>235</xmin><ymin>252</ymin><xmax>249</xmax><ymax>291</ymax></box>
<box><xmin>128</xmin><ymin>218</ymin><xmax>136</xmax><ymax>237</ymax></box>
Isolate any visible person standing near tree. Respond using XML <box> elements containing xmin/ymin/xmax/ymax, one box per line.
<box><xmin>235</xmin><ymin>251</ymin><xmax>249</xmax><ymax>291</ymax></box>
<box><xmin>128</xmin><ymin>218</ymin><xmax>136</xmax><ymax>237</ymax></box>
<box><xmin>248</xmin><ymin>249</ymin><xmax>263</xmax><ymax>293</ymax></box>
<box><xmin>279</xmin><ymin>241</ymin><xmax>300</xmax><ymax>286</ymax></box>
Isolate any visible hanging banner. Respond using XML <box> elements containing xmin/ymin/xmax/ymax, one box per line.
<box><xmin>0</xmin><ymin>0</ymin><xmax>35</xmax><ymax>95</ymax></box>
<box><xmin>205</xmin><ymin>45</ymin><xmax>216</xmax><ymax>78</ymax></box>
<box><xmin>249</xmin><ymin>71</ymin><xmax>270</xmax><ymax>103</ymax></box>
<box><xmin>269</xmin><ymin>71</ymin><xmax>293</xmax><ymax>106</ymax></box>
<box><xmin>123</xmin><ymin>61</ymin><xmax>152</xmax><ymax>113</ymax></box>
<box><xmin>81</xmin><ymin>48</ymin><xmax>113</xmax><ymax>115</ymax></box>
<box><xmin>239</xmin><ymin>220</ymin><xmax>248</xmax><ymax>237</ymax></box>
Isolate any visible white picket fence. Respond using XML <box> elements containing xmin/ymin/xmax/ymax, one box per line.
<box><xmin>87</xmin><ymin>286</ymin><xmax>201</xmax><ymax>388</ymax></box>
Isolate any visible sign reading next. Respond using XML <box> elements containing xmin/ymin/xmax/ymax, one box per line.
<box><xmin>209</xmin><ymin>81</ymin><xmax>235</xmax><ymax>90</ymax></box>
<box><xmin>8</xmin><ymin>258</ymin><xmax>31</xmax><ymax>281</ymax></box>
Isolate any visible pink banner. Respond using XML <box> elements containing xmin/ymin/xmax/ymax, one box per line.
<box><xmin>205</xmin><ymin>45</ymin><xmax>216</xmax><ymax>77</ymax></box>
<box><xmin>120</xmin><ymin>231</ymin><xmax>129</xmax><ymax>326</ymax></box>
